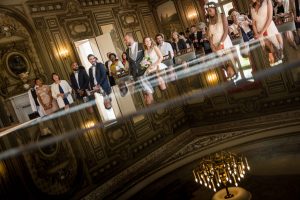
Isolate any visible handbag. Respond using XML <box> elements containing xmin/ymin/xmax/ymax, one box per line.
<box><xmin>28</xmin><ymin>111</ymin><xmax>40</xmax><ymax>119</ymax></box>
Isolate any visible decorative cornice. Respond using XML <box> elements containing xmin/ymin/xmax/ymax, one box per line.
<box><xmin>77</xmin><ymin>0</ymin><xmax>119</xmax><ymax>7</ymax></box>
<box><xmin>83</xmin><ymin>109</ymin><xmax>300</xmax><ymax>200</ymax></box>
<box><xmin>82</xmin><ymin>129</ymin><xmax>195</xmax><ymax>200</ymax></box>
<box><xmin>27</xmin><ymin>0</ymin><xmax>66</xmax><ymax>14</ymax></box>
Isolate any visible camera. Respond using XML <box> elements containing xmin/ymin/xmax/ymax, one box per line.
<box><xmin>238</xmin><ymin>15</ymin><xmax>245</xmax><ymax>22</ymax></box>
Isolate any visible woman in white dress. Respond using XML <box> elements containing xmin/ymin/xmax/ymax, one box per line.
<box><xmin>251</xmin><ymin>0</ymin><xmax>284</xmax><ymax>63</ymax></box>
<box><xmin>206</xmin><ymin>2</ymin><xmax>237</xmax><ymax>80</ymax></box>
<box><xmin>274</xmin><ymin>0</ymin><xmax>298</xmax><ymax>49</ymax></box>
<box><xmin>51</xmin><ymin>73</ymin><xmax>73</xmax><ymax>110</ymax></box>
<box><xmin>143</xmin><ymin>37</ymin><xmax>167</xmax><ymax>95</ymax></box>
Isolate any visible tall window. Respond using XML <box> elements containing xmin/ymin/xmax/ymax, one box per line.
<box><xmin>208</xmin><ymin>0</ymin><xmax>234</xmax><ymax>17</ymax></box>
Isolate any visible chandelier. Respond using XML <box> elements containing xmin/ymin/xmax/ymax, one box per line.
<box><xmin>193</xmin><ymin>151</ymin><xmax>250</xmax><ymax>198</ymax></box>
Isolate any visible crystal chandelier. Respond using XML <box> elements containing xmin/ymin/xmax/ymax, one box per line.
<box><xmin>193</xmin><ymin>151</ymin><xmax>250</xmax><ymax>198</ymax></box>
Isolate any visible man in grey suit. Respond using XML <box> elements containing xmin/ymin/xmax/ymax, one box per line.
<box><xmin>124</xmin><ymin>33</ymin><xmax>153</xmax><ymax>105</ymax></box>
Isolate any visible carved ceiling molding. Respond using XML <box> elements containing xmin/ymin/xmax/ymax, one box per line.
<box><xmin>82</xmin><ymin>129</ymin><xmax>195</xmax><ymax>200</ymax></box>
<box><xmin>83</xmin><ymin>109</ymin><xmax>300</xmax><ymax>200</ymax></box>
<box><xmin>77</xmin><ymin>0</ymin><xmax>119</xmax><ymax>7</ymax></box>
<box><xmin>26</xmin><ymin>0</ymin><xmax>66</xmax><ymax>14</ymax></box>
<box><xmin>57</xmin><ymin>11</ymin><xmax>97</xmax><ymax>41</ymax></box>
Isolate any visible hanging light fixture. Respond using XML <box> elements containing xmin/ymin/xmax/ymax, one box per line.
<box><xmin>193</xmin><ymin>151</ymin><xmax>250</xmax><ymax>198</ymax></box>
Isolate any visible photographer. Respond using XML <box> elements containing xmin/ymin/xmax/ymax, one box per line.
<box><xmin>229</xmin><ymin>9</ymin><xmax>254</xmax><ymax>42</ymax></box>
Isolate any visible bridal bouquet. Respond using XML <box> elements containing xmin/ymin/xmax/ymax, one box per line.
<box><xmin>140</xmin><ymin>56</ymin><xmax>152</xmax><ymax>70</ymax></box>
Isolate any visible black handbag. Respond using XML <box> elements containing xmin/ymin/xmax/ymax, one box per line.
<box><xmin>28</xmin><ymin>111</ymin><xmax>40</xmax><ymax>119</ymax></box>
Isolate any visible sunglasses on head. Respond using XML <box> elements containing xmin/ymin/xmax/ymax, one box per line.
<box><xmin>204</xmin><ymin>4</ymin><xmax>217</xmax><ymax>9</ymax></box>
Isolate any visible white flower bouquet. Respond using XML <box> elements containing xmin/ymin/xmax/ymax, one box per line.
<box><xmin>140</xmin><ymin>56</ymin><xmax>152</xmax><ymax>70</ymax></box>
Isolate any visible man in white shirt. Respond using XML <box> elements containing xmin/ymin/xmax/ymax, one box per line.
<box><xmin>155</xmin><ymin>33</ymin><xmax>174</xmax><ymax>58</ymax></box>
<box><xmin>155</xmin><ymin>33</ymin><xmax>177</xmax><ymax>82</ymax></box>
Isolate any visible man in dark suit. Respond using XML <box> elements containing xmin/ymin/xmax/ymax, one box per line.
<box><xmin>124</xmin><ymin>33</ymin><xmax>154</xmax><ymax>105</ymax></box>
<box><xmin>87</xmin><ymin>54</ymin><xmax>111</xmax><ymax>96</ymax></box>
<box><xmin>295</xmin><ymin>0</ymin><xmax>300</xmax><ymax>33</ymax></box>
<box><xmin>189</xmin><ymin>25</ymin><xmax>203</xmax><ymax>51</ymax></box>
<box><xmin>69</xmin><ymin>62</ymin><xmax>90</xmax><ymax>100</ymax></box>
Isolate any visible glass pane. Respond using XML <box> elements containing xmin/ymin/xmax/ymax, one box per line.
<box><xmin>223</xmin><ymin>2</ymin><xmax>233</xmax><ymax>17</ymax></box>
<box><xmin>1</xmin><ymin>28</ymin><xmax>300</xmax><ymax>199</ymax></box>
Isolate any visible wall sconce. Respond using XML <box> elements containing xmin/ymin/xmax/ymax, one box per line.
<box><xmin>206</xmin><ymin>70</ymin><xmax>219</xmax><ymax>86</ymax></box>
<box><xmin>83</xmin><ymin>120</ymin><xmax>98</xmax><ymax>139</ymax></box>
<box><xmin>58</xmin><ymin>48</ymin><xmax>69</xmax><ymax>59</ymax></box>
<box><xmin>188</xmin><ymin>12</ymin><xmax>198</xmax><ymax>25</ymax></box>
<box><xmin>0</xmin><ymin>161</ymin><xmax>6</xmax><ymax>178</ymax></box>
<box><xmin>85</xmin><ymin>120</ymin><xmax>95</xmax><ymax>129</ymax></box>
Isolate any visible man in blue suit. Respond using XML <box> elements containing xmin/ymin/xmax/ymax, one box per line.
<box><xmin>87</xmin><ymin>54</ymin><xmax>111</xmax><ymax>96</ymax></box>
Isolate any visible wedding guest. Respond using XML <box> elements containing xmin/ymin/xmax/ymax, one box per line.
<box><xmin>206</xmin><ymin>1</ymin><xmax>237</xmax><ymax>79</ymax></box>
<box><xmin>155</xmin><ymin>33</ymin><xmax>174</xmax><ymax>58</ymax></box>
<box><xmin>28</xmin><ymin>80</ymin><xmax>45</xmax><ymax>117</ymax></box>
<box><xmin>69</xmin><ymin>62</ymin><xmax>90</xmax><ymax>100</ymax></box>
<box><xmin>273</xmin><ymin>0</ymin><xmax>298</xmax><ymax>49</ymax></box>
<box><xmin>179</xmin><ymin>32</ymin><xmax>192</xmax><ymax>48</ymax></box>
<box><xmin>199</xmin><ymin>22</ymin><xmax>213</xmax><ymax>54</ymax></box>
<box><xmin>295</xmin><ymin>0</ymin><xmax>300</xmax><ymax>37</ymax></box>
<box><xmin>121</xmin><ymin>52</ymin><xmax>130</xmax><ymax>71</ymax></box>
<box><xmin>189</xmin><ymin>25</ymin><xmax>203</xmax><ymax>51</ymax></box>
<box><xmin>273</xmin><ymin>0</ymin><xmax>290</xmax><ymax>15</ymax></box>
<box><xmin>295</xmin><ymin>0</ymin><xmax>300</xmax><ymax>26</ymax></box>
<box><xmin>88</xmin><ymin>54</ymin><xmax>112</xmax><ymax>95</ymax></box>
<box><xmin>104</xmin><ymin>52</ymin><xmax>115</xmax><ymax>86</ymax></box>
<box><xmin>229</xmin><ymin>10</ymin><xmax>254</xmax><ymax>42</ymax></box>
<box><xmin>155</xmin><ymin>33</ymin><xmax>176</xmax><ymax>82</ymax></box>
<box><xmin>171</xmin><ymin>31</ymin><xmax>187</xmax><ymax>53</ymax></box>
<box><xmin>185</xmin><ymin>28</ymin><xmax>191</xmax><ymax>38</ymax></box>
<box><xmin>51</xmin><ymin>73</ymin><xmax>73</xmax><ymax>110</ymax></box>
<box><xmin>35</xmin><ymin>78</ymin><xmax>59</xmax><ymax>115</ymax></box>
<box><xmin>251</xmin><ymin>0</ymin><xmax>284</xmax><ymax>61</ymax></box>
<box><xmin>124</xmin><ymin>33</ymin><xmax>153</xmax><ymax>105</ymax></box>
<box><xmin>108</xmin><ymin>53</ymin><xmax>125</xmax><ymax>77</ymax></box>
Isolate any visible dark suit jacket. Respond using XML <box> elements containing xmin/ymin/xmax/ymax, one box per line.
<box><xmin>296</xmin><ymin>0</ymin><xmax>300</xmax><ymax>16</ymax></box>
<box><xmin>88</xmin><ymin>62</ymin><xmax>111</xmax><ymax>95</ymax></box>
<box><xmin>70</xmin><ymin>68</ymin><xmax>90</xmax><ymax>98</ymax></box>
<box><xmin>126</xmin><ymin>43</ymin><xmax>145</xmax><ymax>80</ymax></box>
<box><xmin>189</xmin><ymin>31</ymin><xmax>203</xmax><ymax>49</ymax></box>
<box><xmin>171</xmin><ymin>39</ymin><xmax>187</xmax><ymax>52</ymax></box>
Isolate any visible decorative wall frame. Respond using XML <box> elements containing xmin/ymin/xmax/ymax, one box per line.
<box><xmin>119</xmin><ymin>12</ymin><xmax>139</xmax><ymax>29</ymax></box>
<box><xmin>4</xmin><ymin>52</ymin><xmax>30</xmax><ymax>78</ymax></box>
<box><xmin>155</xmin><ymin>0</ymin><xmax>182</xmax><ymax>39</ymax></box>
<box><xmin>66</xmin><ymin>20</ymin><xmax>94</xmax><ymax>39</ymax></box>
<box><xmin>58</xmin><ymin>12</ymin><xmax>98</xmax><ymax>41</ymax></box>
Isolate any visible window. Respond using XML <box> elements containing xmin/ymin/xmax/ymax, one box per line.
<box><xmin>208</xmin><ymin>0</ymin><xmax>234</xmax><ymax>17</ymax></box>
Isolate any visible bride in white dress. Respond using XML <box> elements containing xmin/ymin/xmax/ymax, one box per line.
<box><xmin>143</xmin><ymin>37</ymin><xmax>167</xmax><ymax>90</ymax></box>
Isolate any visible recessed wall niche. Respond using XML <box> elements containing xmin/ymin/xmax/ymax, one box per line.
<box><xmin>4</xmin><ymin>52</ymin><xmax>30</xmax><ymax>78</ymax></box>
<box><xmin>0</xmin><ymin>13</ymin><xmax>43</xmax><ymax>97</ymax></box>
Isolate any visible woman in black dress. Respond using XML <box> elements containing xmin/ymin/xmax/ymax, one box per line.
<box><xmin>171</xmin><ymin>31</ymin><xmax>187</xmax><ymax>55</ymax></box>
